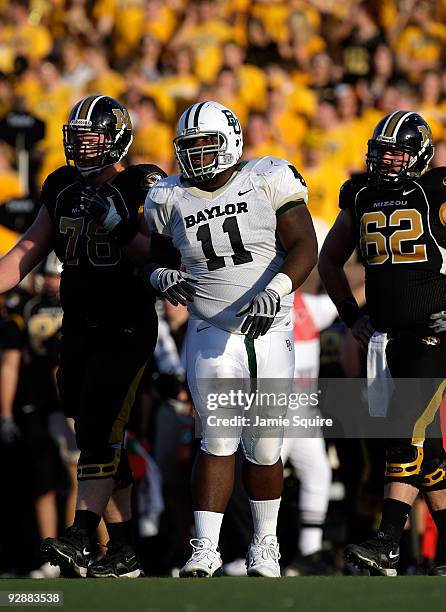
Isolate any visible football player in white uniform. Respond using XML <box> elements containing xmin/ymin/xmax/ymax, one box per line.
<box><xmin>145</xmin><ymin>101</ymin><xmax>317</xmax><ymax>577</ymax></box>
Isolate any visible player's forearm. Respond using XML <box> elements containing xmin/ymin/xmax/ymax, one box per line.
<box><xmin>279</xmin><ymin>242</ymin><xmax>318</xmax><ymax>292</ymax></box>
<box><xmin>0</xmin><ymin>240</ymin><xmax>39</xmax><ymax>293</ymax></box>
<box><xmin>0</xmin><ymin>352</ymin><xmax>21</xmax><ymax>418</ymax></box>
<box><xmin>318</xmin><ymin>255</ymin><xmax>355</xmax><ymax>305</ymax></box>
<box><xmin>122</xmin><ymin>232</ymin><xmax>151</xmax><ymax>267</ymax></box>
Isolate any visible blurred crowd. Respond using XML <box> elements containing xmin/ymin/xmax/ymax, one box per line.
<box><xmin>1</xmin><ymin>0</ymin><xmax>446</xmax><ymax>577</ymax></box>
<box><xmin>0</xmin><ymin>0</ymin><xmax>446</xmax><ymax>223</ymax></box>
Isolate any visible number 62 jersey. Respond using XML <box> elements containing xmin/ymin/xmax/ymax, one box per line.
<box><xmin>340</xmin><ymin>167</ymin><xmax>446</xmax><ymax>332</ymax></box>
<box><xmin>145</xmin><ymin>157</ymin><xmax>308</xmax><ymax>333</ymax></box>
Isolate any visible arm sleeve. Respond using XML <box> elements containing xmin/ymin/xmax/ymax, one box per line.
<box><xmin>338</xmin><ymin>179</ymin><xmax>355</xmax><ymax>211</ymax></box>
<box><xmin>40</xmin><ymin>167</ymin><xmax>78</xmax><ymax>219</ymax></box>
<box><xmin>262</xmin><ymin>162</ymin><xmax>309</xmax><ymax>216</ymax></box>
<box><xmin>144</xmin><ymin>193</ymin><xmax>172</xmax><ymax>237</ymax></box>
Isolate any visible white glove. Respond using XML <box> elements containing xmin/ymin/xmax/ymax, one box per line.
<box><xmin>150</xmin><ymin>268</ymin><xmax>198</xmax><ymax>306</ymax></box>
<box><xmin>237</xmin><ymin>288</ymin><xmax>281</xmax><ymax>339</ymax></box>
<box><xmin>429</xmin><ymin>311</ymin><xmax>446</xmax><ymax>333</ymax></box>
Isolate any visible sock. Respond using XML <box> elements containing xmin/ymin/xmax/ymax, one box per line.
<box><xmin>430</xmin><ymin>509</ymin><xmax>446</xmax><ymax>539</ymax></box>
<box><xmin>194</xmin><ymin>511</ymin><xmax>224</xmax><ymax>547</ymax></box>
<box><xmin>73</xmin><ymin>510</ymin><xmax>101</xmax><ymax>539</ymax></box>
<box><xmin>249</xmin><ymin>498</ymin><xmax>281</xmax><ymax>541</ymax></box>
<box><xmin>378</xmin><ymin>498</ymin><xmax>412</xmax><ymax>543</ymax></box>
<box><xmin>106</xmin><ymin>520</ymin><xmax>134</xmax><ymax>548</ymax></box>
<box><xmin>299</xmin><ymin>526</ymin><xmax>323</xmax><ymax>557</ymax></box>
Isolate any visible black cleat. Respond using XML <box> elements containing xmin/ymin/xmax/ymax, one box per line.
<box><xmin>344</xmin><ymin>532</ymin><xmax>399</xmax><ymax>576</ymax></box>
<box><xmin>284</xmin><ymin>550</ymin><xmax>336</xmax><ymax>576</ymax></box>
<box><xmin>429</xmin><ymin>564</ymin><xmax>446</xmax><ymax>576</ymax></box>
<box><xmin>87</xmin><ymin>542</ymin><xmax>141</xmax><ymax>578</ymax></box>
<box><xmin>41</xmin><ymin>526</ymin><xmax>93</xmax><ymax>578</ymax></box>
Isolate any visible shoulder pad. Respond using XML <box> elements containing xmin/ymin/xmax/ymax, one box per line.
<box><xmin>249</xmin><ymin>156</ymin><xmax>291</xmax><ymax>176</ymax></box>
<box><xmin>418</xmin><ymin>166</ymin><xmax>446</xmax><ymax>189</ymax></box>
<box><xmin>114</xmin><ymin>164</ymin><xmax>167</xmax><ymax>193</ymax></box>
<box><xmin>339</xmin><ymin>173</ymin><xmax>368</xmax><ymax>210</ymax></box>
<box><xmin>147</xmin><ymin>174</ymin><xmax>182</xmax><ymax>205</ymax></box>
<box><xmin>40</xmin><ymin>166</ymin><xmax>80</xmax><ymax>204</ymax></box>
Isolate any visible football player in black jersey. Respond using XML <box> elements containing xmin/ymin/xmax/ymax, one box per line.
<box><xmin>0</xmin><ymin>95</ymin><xmax>165</xmax><ymax>578</ymax></box>
<box><xmin>319</xmin><ymin>110</ymin><xmax>446</xmax><ymax>575</ymax></box>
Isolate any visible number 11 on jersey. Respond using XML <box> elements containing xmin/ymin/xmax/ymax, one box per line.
<box><xmin>197</xmin><ymin>216</ymin><xmax>253</xmax><ymax>271</ymax></box>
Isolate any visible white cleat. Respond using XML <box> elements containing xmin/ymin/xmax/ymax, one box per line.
<box><xmin>29</xmin><ymin>562</ymin><xmax>61</xmax><ymax>579</ymax></box>
<box><xmin>222</xmin><ymin>557</ymin><xmax>247</xmax><ymax>576</ymax></box>
<box><xmin>179</xmin><ymin>538</ymin><xmax>223</xmax><ymax>577</ymax></box>
<box><xmin>246</xmin><ymin>535</ymin><xmax>281</xmax><ymax>577</ymax></box>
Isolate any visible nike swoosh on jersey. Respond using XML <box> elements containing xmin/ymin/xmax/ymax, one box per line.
<box><xmin>402</xmin><ymin>188</ymin><xmax>416</xmax><ymax>195</ymax></box>
<box><xmin>196</xmin><ymin>325</ymin><xmax>211</xmax><ymax>333</ymax></box>
<box><xmin>238</xmin><ymin>189</ymin><xmax>253</xmax><ymax>196</ymax></box>
<box><xmin>388</xmin><ymin>551</ymin><xmax>399</xmax><ymax>559</ymax></box>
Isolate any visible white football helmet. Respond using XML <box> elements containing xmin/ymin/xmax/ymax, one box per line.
<box><xmin>174</xmin><ymin>100</ymin><xmax>243</xmax><ymax>181</ymax></box>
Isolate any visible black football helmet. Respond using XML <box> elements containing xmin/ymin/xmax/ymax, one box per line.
<box><xmin>366</xmin><ymin>111</ymin><xmax>434</xmax><ymax>185</ymax></box>
<box><xmin>63</xmin><ymin>95</ymin><xmax>133</xmax><ymax>174</ymax></box>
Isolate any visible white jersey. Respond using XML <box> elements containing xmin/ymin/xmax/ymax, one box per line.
<box><xmin>145</xmin><ymin>156</ymin><xmax>308</xmax><ymax>333</ymax></box>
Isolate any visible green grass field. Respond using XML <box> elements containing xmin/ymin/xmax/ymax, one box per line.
<box><xmin>1</xmin><ymin>577</ymin><xmax>446</xmax><ymax>612</ymax></box>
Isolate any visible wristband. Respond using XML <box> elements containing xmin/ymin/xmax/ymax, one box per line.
<box><xmin>265</xmin><ymin>272</ymin><xmax>293</xmax><ymax>299</ymax></box>
<box><xmin>336</xmin><ymin>298</ymin><xmax>362</xmax><ymax>327</ymax></box>
<box><xmin>149</xmin><ymin>267</ymin><xmax>165</xmax><ymax>290</ymax></box>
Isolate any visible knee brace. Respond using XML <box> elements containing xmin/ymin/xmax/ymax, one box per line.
<box><xmin>201</xmin><ymin>437</ymin><xmax>239</xmax><ymax>457</ymax></box>
<box><xmin>242</xmin><ymin>437</ymin><xmax>283</xmax><ymax>466</ymax></box>
<box><xmin>77</xmin><ymin>446</ymin><xmax>121</xmax><ymax>481</ymax></box>
<box><xmin>420</xmin><ymin>440</ymin><xmax>446</xmax><ymax>492</ymax></box>
<box><xmin>385</xmin><ymin>442</ymin><xmax>423</xmax><ymax>487</ymax></box>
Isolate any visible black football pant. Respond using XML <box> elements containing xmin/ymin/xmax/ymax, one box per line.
<box><xmin>384</xmin><ymin>327</ymin><xmax>446</xmax><ymax>491</ymax></box>
<box><xmin>57</xmin><ymin>314</ymin><xmax>157</xmax><ymax>483</ymax></box>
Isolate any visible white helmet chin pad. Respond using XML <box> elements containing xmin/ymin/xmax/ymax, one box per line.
<box><xmin>174</xmin><ymin>101</ymin><xmax>243</xmax><ymax>181</ymax></box>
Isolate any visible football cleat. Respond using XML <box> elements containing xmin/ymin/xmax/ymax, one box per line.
<box><xmin>87</xmin><ymin>541</ymin><xmax>141</xmax><ymax>578</ymax></box>
<box><xmin>222</xmin><ymin>557</ymin><xmax>247</xmax><ymax>576</ymax></box>
<box><xmin>344</xmin><ymin>532</ymin><xmax>399</xmax><ymax>576</ymax></box>
<box><xmin>246</xmin><ymin>535</ymin><xmax>281</xmax><ymax>577</ymax></box>
<box><xmin>41</xmin><ymin>526</ymin><xmax>93</xmax><ymax>578</ymax></box>
<box><xmin>179</xmin><ymin>538</ymin><xmax>223</xmax><ymax>577</ymax></box>
<box><xmin>284</xmin><ymin>550</ymin><xmax>335</xmax><ymax>576</ymax></box>
<box><xmin>29</xmin><ymin>562</ymin><xmax>61</xmax><ymax>579</ymax></box>
<box><xmin>428</xmin><ymin>564</ymin><xmax>446</xmax><ymax>576</ymax></box>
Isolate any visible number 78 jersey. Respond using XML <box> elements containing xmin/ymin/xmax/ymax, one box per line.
<box><xmin>145</xmin><ymin>156</ymin><xmax>308</xmax><ymax>333</ymax></box>
<box><xmin>340</xmin><ymin>167</ymin><xmax>446</xmax><ymax>332</ymax></box>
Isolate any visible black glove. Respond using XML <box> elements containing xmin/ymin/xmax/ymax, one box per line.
<box><xmin>150</xmin><ymin>268</ymin><xmax>198</xmax><ymax>306</ymax></box>
<box><xmin>237</xmin><ymin>288</ymin><xmax>281</xmax><ymax>339</ymax></box>
<box><xmin>80</xmin><ymin>186</ymin><xmax>138</xmax><ymax>245</ymax></box>
<box><xmin>0</xmin><ymin>416</ymin><xmax>20</xmax><ymax>445</ymax></box>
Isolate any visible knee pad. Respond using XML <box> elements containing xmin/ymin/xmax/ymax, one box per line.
<box><xmin>242</xmin><ymin>437</ymin><xmax>283</xmax><ymax>466</ymax></box>
<box><xmin>77</xmin><ymin>447</ymin><xmax>121</xmax><ymax>481</ymax></box>
<box><xmin>201</xmin><ymin>437</ymin><xmax>239</xmax><ymax>457</ymax></box>
<box><xmin>114</xmin><ymin>448</ymin><xmax>134</xmax><ymax>490</ymax></box>
<box><xmin>385</xmin><ymin>443</ymin><xmax>423</xmax><ymax>487</ymax></box>
<box><xmin>420</xmin><ymin>440</ymin><xmax>446</xmax><ymax>491</ymax></box>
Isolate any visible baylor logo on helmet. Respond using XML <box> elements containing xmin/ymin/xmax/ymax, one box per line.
<box><xmin>221</xmin><ymin>110</ymin><xmax>241</xmax><ymax>135</ymax></box>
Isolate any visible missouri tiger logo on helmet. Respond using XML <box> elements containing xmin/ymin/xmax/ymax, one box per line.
<box><xmin>63</xmin><ymin>95</ymin><xmax>133</xmax><ymax>175</ymax></box>
<box><xmin>366</xmin><ymin>111</ymin><xmax>434</xmax><ymax>184</ymax></box>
